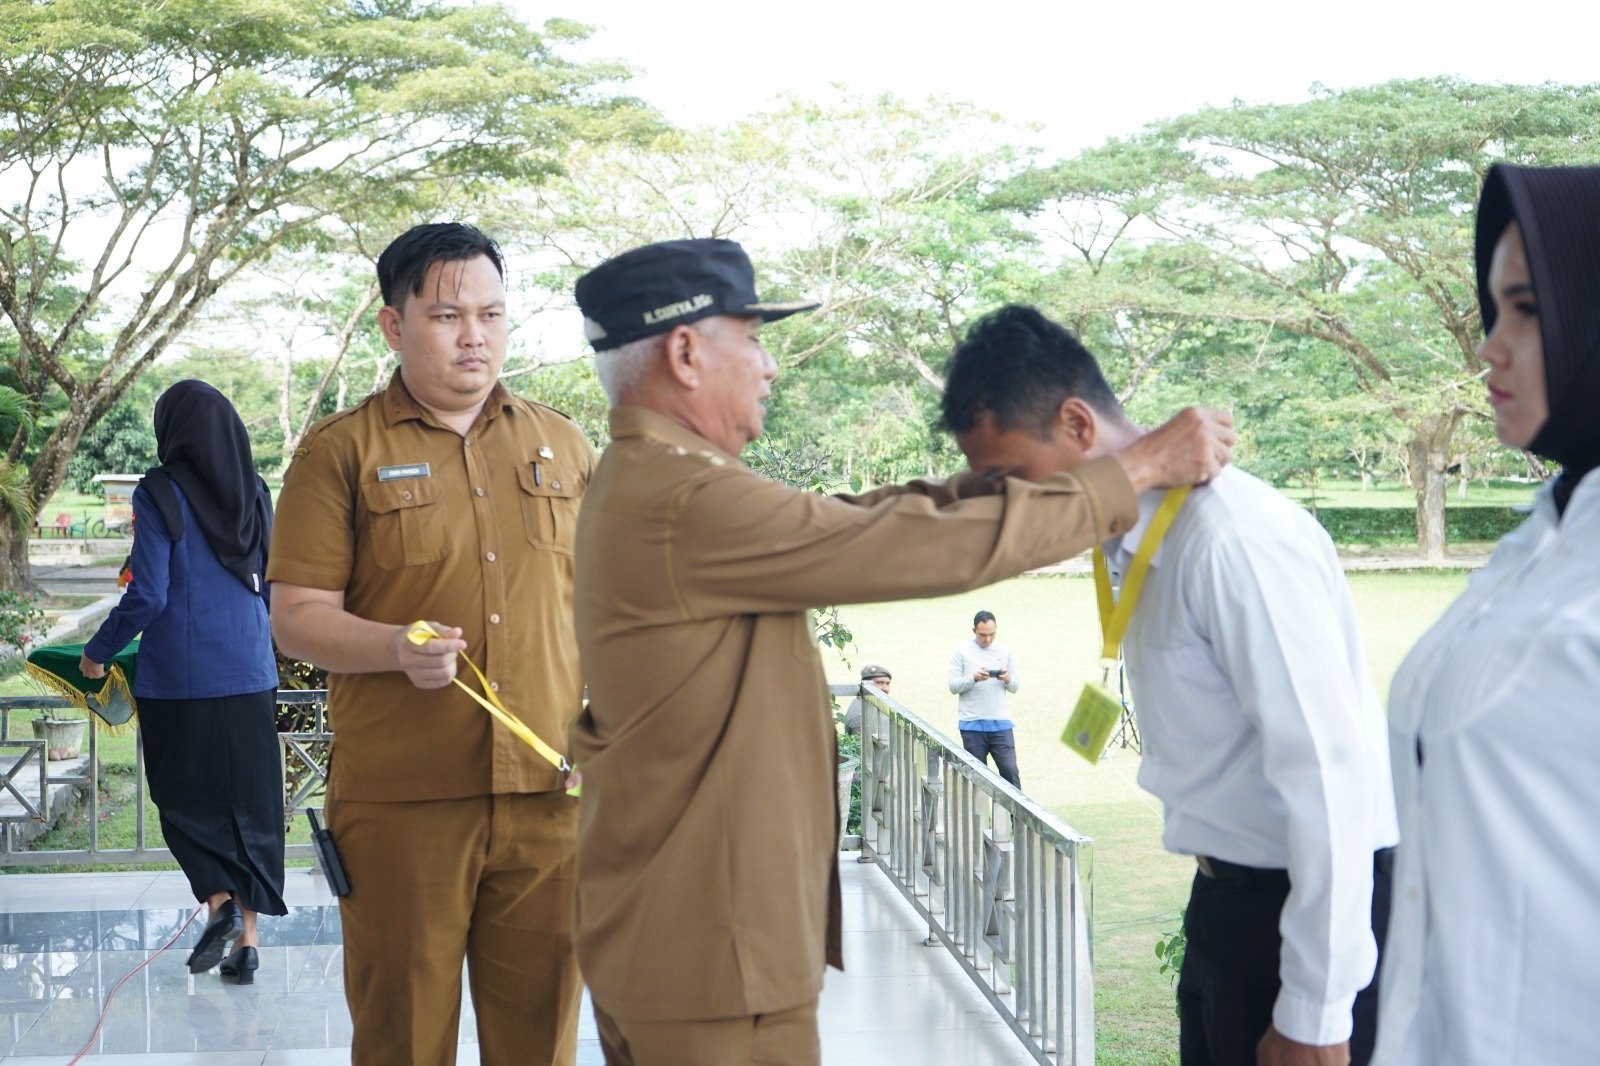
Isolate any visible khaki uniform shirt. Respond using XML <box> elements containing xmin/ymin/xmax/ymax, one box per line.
<box><xmin>268</xmin><ymin>373</ymin><xmax>595</xmax><ymax>802</ymax></box>
<box><xmin>571</xmin><ymin>405</ymin><xmax>1137</xmax><ymax>1022</ymax></box>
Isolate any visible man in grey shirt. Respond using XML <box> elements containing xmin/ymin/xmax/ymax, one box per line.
<box><xmin>947</xmin><ymin>610</ymin><xmax>1020</xmax><ymax>787</ymax></box>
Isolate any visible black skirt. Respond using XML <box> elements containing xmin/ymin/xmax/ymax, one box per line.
<box><xmin>138</xmin><ymin>688</ymin><xmax>288</xmax><ymax>916</ymax></box>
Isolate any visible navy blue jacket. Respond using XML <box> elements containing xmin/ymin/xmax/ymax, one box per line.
<box><xmin>85</xmin><ymin>482</ymin><xmax>278</xmax><ymax>699</ymax></box>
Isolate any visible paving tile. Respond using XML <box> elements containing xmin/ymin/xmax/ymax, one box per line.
<box><xmin>2</xmin><ymin>1051</ymin><xmax>266</xmax><ymax>1065</ymax></box>
<box><xmin>0</xmin><ymin>912</ymin><xmax>141</xmax><ymax>955</ymax></box>
<box><xmin>275</xmin><ymin>876</ymin><xmax>337</xmax><ymax>913</ymax></box>
<box><xmin>0</xmin><ymin>1001</ymin><xmax>48</xmax><ymax>1058</ymax></box>
<box><xmin>76</xmin><ymin>907</ymin><xmax>333</xmax><ymax>957</ymax></box>
<box><xmin>8</xmin><ymin>992</ymin><xmax>289</xmax><ymax>1056</ymax></box>
<box><xmin>0</xmin><ymin>860</ymin><xmax>1047</xmax><ymax>1065</ymax></box>
<box><xmin>0</xmin><ymin>873</ymin><xmax>153</xmax><ymax>916</ymax></box>
<box><xmin>125</xmin><ymin>875</ymin><xmax>206</xmax><ymax>913</ymax></box>
<box><xmin>0</xmin><ymin>953</ymin><xmax>93</xmax><ymax>1003</ymax></box>
<box><xmin>820</xmin><ymin>1023</ymin><xmax>1040</xmax><ymax>1065</ymax></box>
<box><xmin>818</xmin><ymin>971</ymin><xmax>1009</xmax><ymax>1033</ymax></box>
<box><xmin>125</xmin><ymin>871</ymin><xmax>333</xmax><ymax>914</ymax></box>
<box><xmin>251</xmin><ymin>991</ymin><xmax>349</xmax><ymax>1051</ymax></box>
<box><xmin>837</xmin><ymin>930</ymin><xmax>965</xmax><ymax>977</ymax></box>
<box><xmin>277</xmin><ymin>947</ymin><xmax>341</xmax><ymax>997</ymax></box>
<box><xmin>33</xmin><ymin>946</ymin><xmax>318</xmax><ymax>1002</ymax></box>
<box><xmin>838</xmin><ymin>878</ymin><xmax>927</xmax><ymax>933</ymax></box>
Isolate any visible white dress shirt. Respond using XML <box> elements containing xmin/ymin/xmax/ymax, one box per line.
<box><xmin>1107</xmin><ymin>466</ymin><xmax>1399</xmax><ymax>1046</ymax></box>
<box><xmin>1373</xmin><ymin>472</ymin><xmax>1600</xmax><ymax>1066</ymax></box>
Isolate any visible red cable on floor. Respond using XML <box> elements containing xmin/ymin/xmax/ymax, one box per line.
<box><xmin>67</xmin><ymin>903</ymin><xmax>204</xmax><ymax>1065</ymax></box>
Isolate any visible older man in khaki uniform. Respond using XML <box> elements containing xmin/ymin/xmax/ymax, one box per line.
<box><xmin>568</xmin><ymin>238</ymin><xmax>1236</xmax><ymax>1064</ymax></box>
<box><xmin>271</xmin><ymin>223</ymin><xmax>591</xmax><ymax>1065</ymax></box>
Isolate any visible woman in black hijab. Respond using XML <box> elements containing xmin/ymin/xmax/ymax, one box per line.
<box><xmin>1372</xmin><ymin>165</ymin><xmax>1600</xmax><ymax>1064</ymax></box>
<box><xmin>81</xmin><ymin>380</ymin><xmax>285</xmax><ymax>985</ymax></box>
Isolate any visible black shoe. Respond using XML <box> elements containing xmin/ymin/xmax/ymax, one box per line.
<box><xmin>186</xmin><ymin>899</ymin><xmax>243</xmax><ymax>974</ymax></box>
<box><xmin>219</xmin><ymin>945</ymin><xmax>258</xmax><ymax>985</ymax></box>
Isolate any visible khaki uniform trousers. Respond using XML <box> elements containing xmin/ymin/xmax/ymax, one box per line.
<box><xmin>593</xmin><ymin>998</ymin><xmax>820</xmax><ymax>1066</ymax></box>
<box><xmin>328</xmin><ymin>789</ymin><xmax>581</xmax><ymax>1065</ymax></box>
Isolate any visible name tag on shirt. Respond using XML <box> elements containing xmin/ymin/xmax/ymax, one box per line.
<box><xmin>377</xmin><ymin>463</ymin><xmax>431</xmax><ymax>481</ymax></box>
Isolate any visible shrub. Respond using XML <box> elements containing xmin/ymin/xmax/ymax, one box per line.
<box><xmin>0</xmin><ymin>590</ymin><xmax>47</xmax><ymax>677</ymax></box>
<box><xmin>1309</xmin><ymin>506</ymin><xmax>1526</xmax><ymax>545</ymax></box>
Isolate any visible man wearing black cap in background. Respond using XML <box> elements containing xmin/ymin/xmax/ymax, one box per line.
<box><xmin>844</xmin><ymin>663</ymin><xmax>892</xmax><ymax>736</ymax></box>
<box><xmin>567</xmin><ymin>237</ymin><xmax>1236</xmax><ymax>1064</ymax></box>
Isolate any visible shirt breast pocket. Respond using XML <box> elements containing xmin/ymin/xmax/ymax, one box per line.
<box><xmin>361</xmin><ymin>478</ymin><xmax>449</xmax><ymax>570</ymax></box>
<box><xmin>516</xmin><ymin>463</ymin><xmax>580</xmax><ymax>555</ymax></box>
<box><xmin>1129</xmin><ymin>639</ymin><xmax>1243</xmax><ymax>747</ymax></box>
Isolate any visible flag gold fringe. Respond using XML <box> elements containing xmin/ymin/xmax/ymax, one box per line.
<box><xmin>22</xmin><ymin>660</ymin><xmax>138</xmax><ymax>735</ymax></box>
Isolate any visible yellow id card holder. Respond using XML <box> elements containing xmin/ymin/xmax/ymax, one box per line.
<box><xmin>1062</xmin><ymin>681</ymin><xmax>1124</xmax><ymax>764</ymax></box>
<box><xmin>1065</xmin><ymin>486</ymin><xmax>1190</xmax><ymax>767</ymax></box>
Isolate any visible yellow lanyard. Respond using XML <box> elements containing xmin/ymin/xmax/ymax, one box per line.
<box><xmin>406</xmin><ymin>620</ymin><xmax>570</xmax><ymax>774</ymax></box>
<box><xmin>1091</xmin><ymin>487</ymin><xmax>1191</xmax><ymax>667</ymax></box>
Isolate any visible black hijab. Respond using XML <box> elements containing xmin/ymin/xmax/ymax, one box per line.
<box><xmin>1475</xmin><ymin>163</ymin><xmax>1600</xmax><ymax>515</ymax></box>
<box><xmin>140</xmin><ymin>380</ymin><xmax>272</xmax><ymax>594</ymax></box>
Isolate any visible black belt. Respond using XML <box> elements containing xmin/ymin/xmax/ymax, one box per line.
<box><xmin>1195</xmin><ymin>855</ymin><xmax>1284</xmax><ymax>880</ymax></box>
<box><xmin>1197</xmin><ymin>846</ymin><xmax>1396</xmax><ymax>880</ymax></box>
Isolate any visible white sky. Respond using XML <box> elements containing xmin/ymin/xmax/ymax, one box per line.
<box><xmin>517</xmin><ymin>0</ymin><xmax>1599</xmax><ymax>157</ymax></box>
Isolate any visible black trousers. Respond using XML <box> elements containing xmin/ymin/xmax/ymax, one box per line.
<box><xmin>1177</xmin><ymin>848</ymin><xmax>1394</xmax><ymax>1066</ymax></box>
<box><xmin>959</xmin><ymin>728</ymin><xmax>1020</xmax><ymax>788</ymax></box>
<box><xmin>140</xmin><ymin>689</ymin><xmax>287</xmax><ymax>916</ymax></box>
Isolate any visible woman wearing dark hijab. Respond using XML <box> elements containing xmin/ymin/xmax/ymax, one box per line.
<box><xmin>1372</xmin><ymin>164</ymin><xmax>1600</xmax><ymax>1065</ymax></box>
<box><xmin>80</xmin><ymin>380</ymin><xmax>284</xmax><ymax>985</ymax></box>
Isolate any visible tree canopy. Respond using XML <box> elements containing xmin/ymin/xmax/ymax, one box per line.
<box><xmin>0</xmin><ymin>0</ymin><xmax>650</xmax><ymax>587</ymax></box>
<box><xmin>3</xmin><ymin>52</ymin><xmax>1593</xmax><ymax>588</ymax></box>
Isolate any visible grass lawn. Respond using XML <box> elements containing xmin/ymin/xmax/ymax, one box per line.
<box><xmin>34</xmin><ymin>482</ymin><xmax>284</xmax><ymax>535</ymax></box>
<box><xmin>818</xmin><ymin>568</ymin><xmax>1468</xmax><ymax>1063</ymax></box>
<box><xmin>1280</xmin><ymin>478</ymin><xmax>1537</xmax><ymax>509</ymax></box>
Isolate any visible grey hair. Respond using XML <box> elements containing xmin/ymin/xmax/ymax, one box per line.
<box><xmin>593</xmin><ymin>333</ymin><xmax>664</xmax><ymax>404</ymax></box>
<box><xmin>592</xmin><ymin>317</ymin><xmax>732</xmax><ymax>403</ymax></box>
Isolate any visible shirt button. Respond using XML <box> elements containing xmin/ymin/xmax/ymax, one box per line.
<box><xmin>489</xmin><ymin>613</ymin><xmax>501</xmax><ymax>624</ymax></box>
<box><xmin>475</xmin><ymin>487</ymin><xmax>485</xmax><ymax>497</ymax></box>
<box><xmin>485</xmin><ymin>552</ymin><xmax>496</xmax><ymax>562</ymax></box>
<box><xmin>401</xmin><ymin>491</ymin><xmax>413</xmax><ymax>501</ymax></box>
<box><xmin>489</xmin><ymin>681</ymin><xmax>500</xmax><ymax>693</ymax></box>
<box><xmin>464</xmin><ymin>440</ymin><xmax>472</xmax><ymax>447</ymax></box>
<box><xmin>551</xmin><ymin>481</ymin><xmax>562</xmax><ymax>490</ymax></box>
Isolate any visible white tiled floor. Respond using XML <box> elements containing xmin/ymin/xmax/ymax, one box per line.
<box><xmin>0</xmin><ymin>861</ymin><xmax>1037</xmax><ymax>1064</ymax></box>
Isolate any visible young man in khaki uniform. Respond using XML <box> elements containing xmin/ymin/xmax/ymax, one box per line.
<box><xmin>270</xmin><ymin>223</ymin><xmax>592</xmax><ymax>1065</ymax></box>
<box><xmin>567</xmin><ymin>238</ymin><xmax>1237</xmax><ymax>1064</ymax></box>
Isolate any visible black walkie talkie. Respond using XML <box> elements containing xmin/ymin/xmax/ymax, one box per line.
<box><xmin>306</xmin><ymin>809</ymin><xmax>351</xmax><ymax>897</ymax></box>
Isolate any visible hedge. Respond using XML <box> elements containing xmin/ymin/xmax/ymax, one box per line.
<box><xmin>1308</xmin><ymin>505</ymin><xmax>1528</xmax><ymax>544</ymax></box>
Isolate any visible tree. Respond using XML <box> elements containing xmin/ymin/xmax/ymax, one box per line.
<box><xmin>512</xmin><ymin>95</ymin><xmax>1040</xmax><ymax>485</ymax></box>
<box><xmin>65</xmin><ymin>393</ymin><xmax>158</xmax><ymax>494</ymax></box>
<box><xmin>0</xmin><ymin>0</ymin><xmax>648</xmax><ymax>589</ymax></box>
<box><xmin>1003</xmin><ymin>79</ymin><xmax>1600</xmax><ymax>557</ymax></box>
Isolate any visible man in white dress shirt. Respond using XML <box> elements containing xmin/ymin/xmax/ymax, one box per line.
<box><xmin>942</xmin><ymin>305</ymin><xmax>1399</xmax><ymax>1066</ymax></box>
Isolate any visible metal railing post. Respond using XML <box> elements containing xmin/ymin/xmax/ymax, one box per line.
<box><xmin>1</xmin><ymin>690</ymin><xmax>332</xmax><ymax>868</ymax></box>
<box><xmin>831</xmin><ymin>682</ymin><xmax>1095</xmax><ymax>1065</ymax></box>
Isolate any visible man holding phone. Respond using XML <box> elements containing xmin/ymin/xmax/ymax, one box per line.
<box><xmin>947</xmin><ymin>610</ymin><xmax>1021</xmax><ymax>787</ymax></box>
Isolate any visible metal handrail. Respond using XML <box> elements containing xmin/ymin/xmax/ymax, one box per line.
<box><xmin>0</xmin><ymin>690</ymin><xmax>331</xmax><ymax>866</ymax></box>
<box><xmin>840</xmin><ymin>681</ymin><xmax>1095</xmax><ymax>1065</ymax></box>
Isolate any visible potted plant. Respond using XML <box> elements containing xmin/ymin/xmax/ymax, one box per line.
<box><xmin>31</xmin><ymin>711</ymin><xmax>87</xmax><ymax>761</ymax></box>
